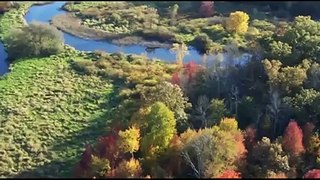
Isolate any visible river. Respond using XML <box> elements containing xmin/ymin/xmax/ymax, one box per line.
<box><xmin>0</xmin><ymin>1</ymin><xmax>251</xmax><ymax>76</ymax></box>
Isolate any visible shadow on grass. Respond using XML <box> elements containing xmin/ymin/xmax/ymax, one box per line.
<box><xmin>13</xmin><ymin>84</ymin><xmax>122</xmax><ymax>178</ymax></box>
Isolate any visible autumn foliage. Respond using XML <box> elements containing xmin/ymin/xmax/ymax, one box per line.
<box><xmin>303</xmin><ymin>169</ymin><xmax>320</xmax><ymax>178</ymax></box>
<box><xmin>170</xmin><ymin>61</ymin><xmax>199</xmax><ymax>92</ymax></box>
<box><xmin>226</xmin><ymin>11</ymin><xmax>249</xmax><ymax>34</ymax></box>
<box><xmin>282</xmin><ymin>120</ymin><xmax>305</xmax><ymax>156</ymax></box>
<box><xmin>199</xmin><ymin>1</ymin><xmax>214</xmax><ymax>17</ymax></box>
<box><xmin>267</xmin><ymin>172</ymin><xmax>288</xmax><ymax>178</ymax></box>
<box><xmin>171</xmin><ymin>72</ymin><xmax>180</xmax><ymax>85</ymax></box>
<box><xmin>114</xmin><ymin>158</ymin><xmax>143</xmax><ymax>178</ymax></box>
<box><xmin>96</xmin><ymin>131</ymin><xmax>122</xmax><ymax>168</ymax></box>
<box><xmin>234</xmin><ymin>131</ymin><xmax>247</xmax><ymax>160</ymax></box>
<box><xmin>217</xmin><ymin>170</ymin><xmax>241</xmax><ymax>178</ymax></box>
<box><xmin>244</xmin><ymin>125</ymin><xmax>257</xmax><ymax>150</ymax></box>
<box><xmin>219</xmin><ymin>118</ymin><xmax>247</xmax><ymax>160</ymax></box>
<box><xmin>118</xmin><ymin>126</ymin><xmax>141</xmax><ymax>156</ymax></box>
<box><xmin>183</xmin><ymin>61</ymin><xmax>198</xmax><ymax>84</ymax></box>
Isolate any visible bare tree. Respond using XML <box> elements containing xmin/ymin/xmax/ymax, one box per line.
<box><xmin>169</xmin><ymin>4</ymin><xmax>179</xmax><ymax>26</ymax></box>
<box><xmin>181</xmin><ymin>135</ymin><xmax>211</xmax><ymax>178</ymax></box>
<box><xmin>170</xmin><ymin>43</ymin><xmax>189</xmax><ymax>66</ymax></box>
<box><xmin>267</xmin><ymin>89</ymin><xmax>281</xmax><ymax>139</ymax></box>
<box><xmin>231</xmin><ymin>85</ymin><xmax>239</xmax><ymax>118</ymax></box>
<box><xmin>181</xmin><ymin>151</ymin><xmax>201</xmax><ymax>178</ymax></box>
<box><xmin>207</xmin><ymin>53</ymin><xmax>224</xmax><ymax>97</ymax></box>
<box><xmin>195</xmin><ymin>95</ymin><xmax>210</xmax><ymax>128</ymax></box>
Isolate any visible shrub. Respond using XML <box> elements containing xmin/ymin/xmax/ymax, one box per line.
<box><xmin>141</xmin><ymin>26</ymin><xmax>175</xmax><ymax>42</ymax></box>
<box><xmin>191</xmin><ymin>33</ymin><xmax>214</xmax><ymax>53</ymax></box>
<box><xmin>4</xmin><ymin>21</ymin><xmax>64</xmax><ymax>59</ymax></box>
<box><xmin>251</xmin><ymin>19</ymin><xmax>276</xmax><ymax>32</ymax></box>
<box><xmin>202</xmin><ymin>24</ymin><xmax>228</xmax><ymax>41</ymax></box>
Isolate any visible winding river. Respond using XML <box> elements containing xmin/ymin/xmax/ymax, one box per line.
<box><xmin>0</xmin><ymin>1</ymin><xmax>251</xmax><ymax>76</ymax></box>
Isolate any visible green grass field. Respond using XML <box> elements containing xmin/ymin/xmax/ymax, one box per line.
<box><xmin>0</xmin><ymin>50</ymin><xmax>115</xmax><ymax>177</ymax></box>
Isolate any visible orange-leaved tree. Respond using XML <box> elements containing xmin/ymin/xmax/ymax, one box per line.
<box><xmin>282</xmin><ymin>120</ymin><xmax>305</xmax><ymax>156</ymax></box>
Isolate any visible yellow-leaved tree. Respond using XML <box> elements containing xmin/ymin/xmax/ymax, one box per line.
<box><xmin>226</xmin><ymin>11</ymin><xmax>249</xmax><ymax>34</ymax></box>
<box><xmin>219</xmin><ymin>117</ymin><xmax>238</xmax><ymax>132</ymax></box>
<box><xmin>115</xmin><ymin>158</ymin><xmax>143</xmax><ymax>178</ymax></box>
<box><xmin>118</xmin><ymin>126</ymin><xmax>141</xmax><ymax>158</ymax></box>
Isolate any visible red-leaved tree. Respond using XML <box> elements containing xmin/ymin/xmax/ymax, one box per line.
<box><xmin>96</xmin><ymin>131</ymin><xmax>122</xmax><ymax>169</ymax></box>
<box><xmin>171</xmin><ymin>72</ymin><xmax>181</xmax><ymax>85</ymax></box>
<box><xmin>282</xmin><ymin>120</ymin><xmax>305</xmax><ymax>156</ymax></box>
<box><xmin>183</xmin><ymin>61</ymin><xmax>197</xmax><ymax>84</ymax></box>
<box><xmin>200</xmin><ymin>1</ymin><xmax>214</xmax><ymax>17</ymax></box>
<box><xmin>74</xmin><ymin>144</ymin><xmax>95</xmax><ymax>177</ymax></box>
<box><xmin>303</xmin><ymin>169</ymin><xmax>320</xmax><ymax>178</ymax></box>
<box><xmin>244</xmin><ymin>125</ymin><xmax>257</xmax><ymax>151</ymax></box>
<box><xmin>217</xmin><ymin>170</ymin><xmax>241</xmax><ymax>178</ymax></box>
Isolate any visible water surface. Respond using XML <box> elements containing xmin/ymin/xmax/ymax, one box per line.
<box><xmin>24</xmin><ymin>1</ymin><xmax>203</xmax><ymax>62</ymax></box>
<box><xmin>1</xmin><ymin>1</ymin><xmax>252</xmax><ymax>76</ymax></box>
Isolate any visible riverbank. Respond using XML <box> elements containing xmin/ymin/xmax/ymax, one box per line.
<box><xmin>51</xmin><ymin>13</ymin><xmax>172</xmax><ymax>49</ymax></box>
<box><xmin>51</xmin><ymin>13</ymin><xmax>124</xmax><ymax>40</ymax></box>
<box><xmin>0</xmin><ymin>2</ymin><xmax>35</xmax><ymax>75</ymax></box>
<box><xmin>0</xmin><ymin>2</ymin><xmax>53</xmax><ymax>41</ymax></box>
<box><xmin>0</xmin><ymin>3</ymin><xmax>33</xmax><ymax>41</ymax></box>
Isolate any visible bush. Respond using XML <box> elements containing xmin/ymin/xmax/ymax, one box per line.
<box><xmin>4</xmin><ymin>22</ymin><xmax>64</xmax><ymax>59</ymax></box>
<box><xmin>191</xmin><ymin>33</ymin><xmax>214</xmax><ymax>54</ymax></box>
<box><xmin>202</xmin><ymin>24</ymin><xmax>228</xmax><ymax>41</ymax></box>
<box><xmin>141</xmin><ymin>26</ymin><xmax>175</xmax><ymax>42</ymax></box>
<box><xmin>251</xmin><ymin>19</ymin><xmax>276</xmax><ymax>32</ymax></box>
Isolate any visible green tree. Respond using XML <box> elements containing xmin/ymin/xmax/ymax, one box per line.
<box><xmin>237</xmin><ymin>96</ymin><xmax>258</xmax><ymax>129</ymax></box>
<box><xmin>140</xmin><ymin>102</ymin><xmax>176</xmax><ymax>159</ymax></box>
<box><xmin>140</xmin><ymin>81</ymin><xmax>191</xmax><ymax>133</ymax></box>
<box><xmin>244</xmin><ymin>137</ymin><xmax>290</xmax><ymax>178</ymax></box>
<box><xmin>208</xmin><ymin>98</ymin><xmax>228</xmax><ymax>126</ymax></box>
<box><xmin>283</xmin><ymin>88</ymin><xmax>320</xmax><ymax>123</ymax></box>
<box><xmin>191</xmin><ymin>33</ymin><xmax>215</xmax><ymax>54</ymax></box>
<box><xmin>262</xmin><ymin>59</ymin><xmax>310</xmax><ymax>93</ymax></box>
<box><xmin>307</xmin><ymin>62</ymin><xmax>320</xmax><ymax>90</ymax></box>
<box><xmin>283</xmin><ymin>16</ymin><xmax>320</xmax><ymax>61</ymax></box>
<box><xmin>268</xmin><ymin>41</ymin><xmax>292</xmax><ymax>60</ymax></box>
<box><xmin>90</xmin><ymin>155</ymin><xmax>111</xmax><ymax>178</ymax></box>
<box><xmin>4</xmin><ymin>21</ymin><xmax>64</xmax><ymax>59</ymax></box>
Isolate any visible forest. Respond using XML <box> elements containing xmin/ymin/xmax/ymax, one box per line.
<box><xmin>1</xmin><ymin>1</ymin><xmax>320</xmax><ymax>178</ymax></box>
